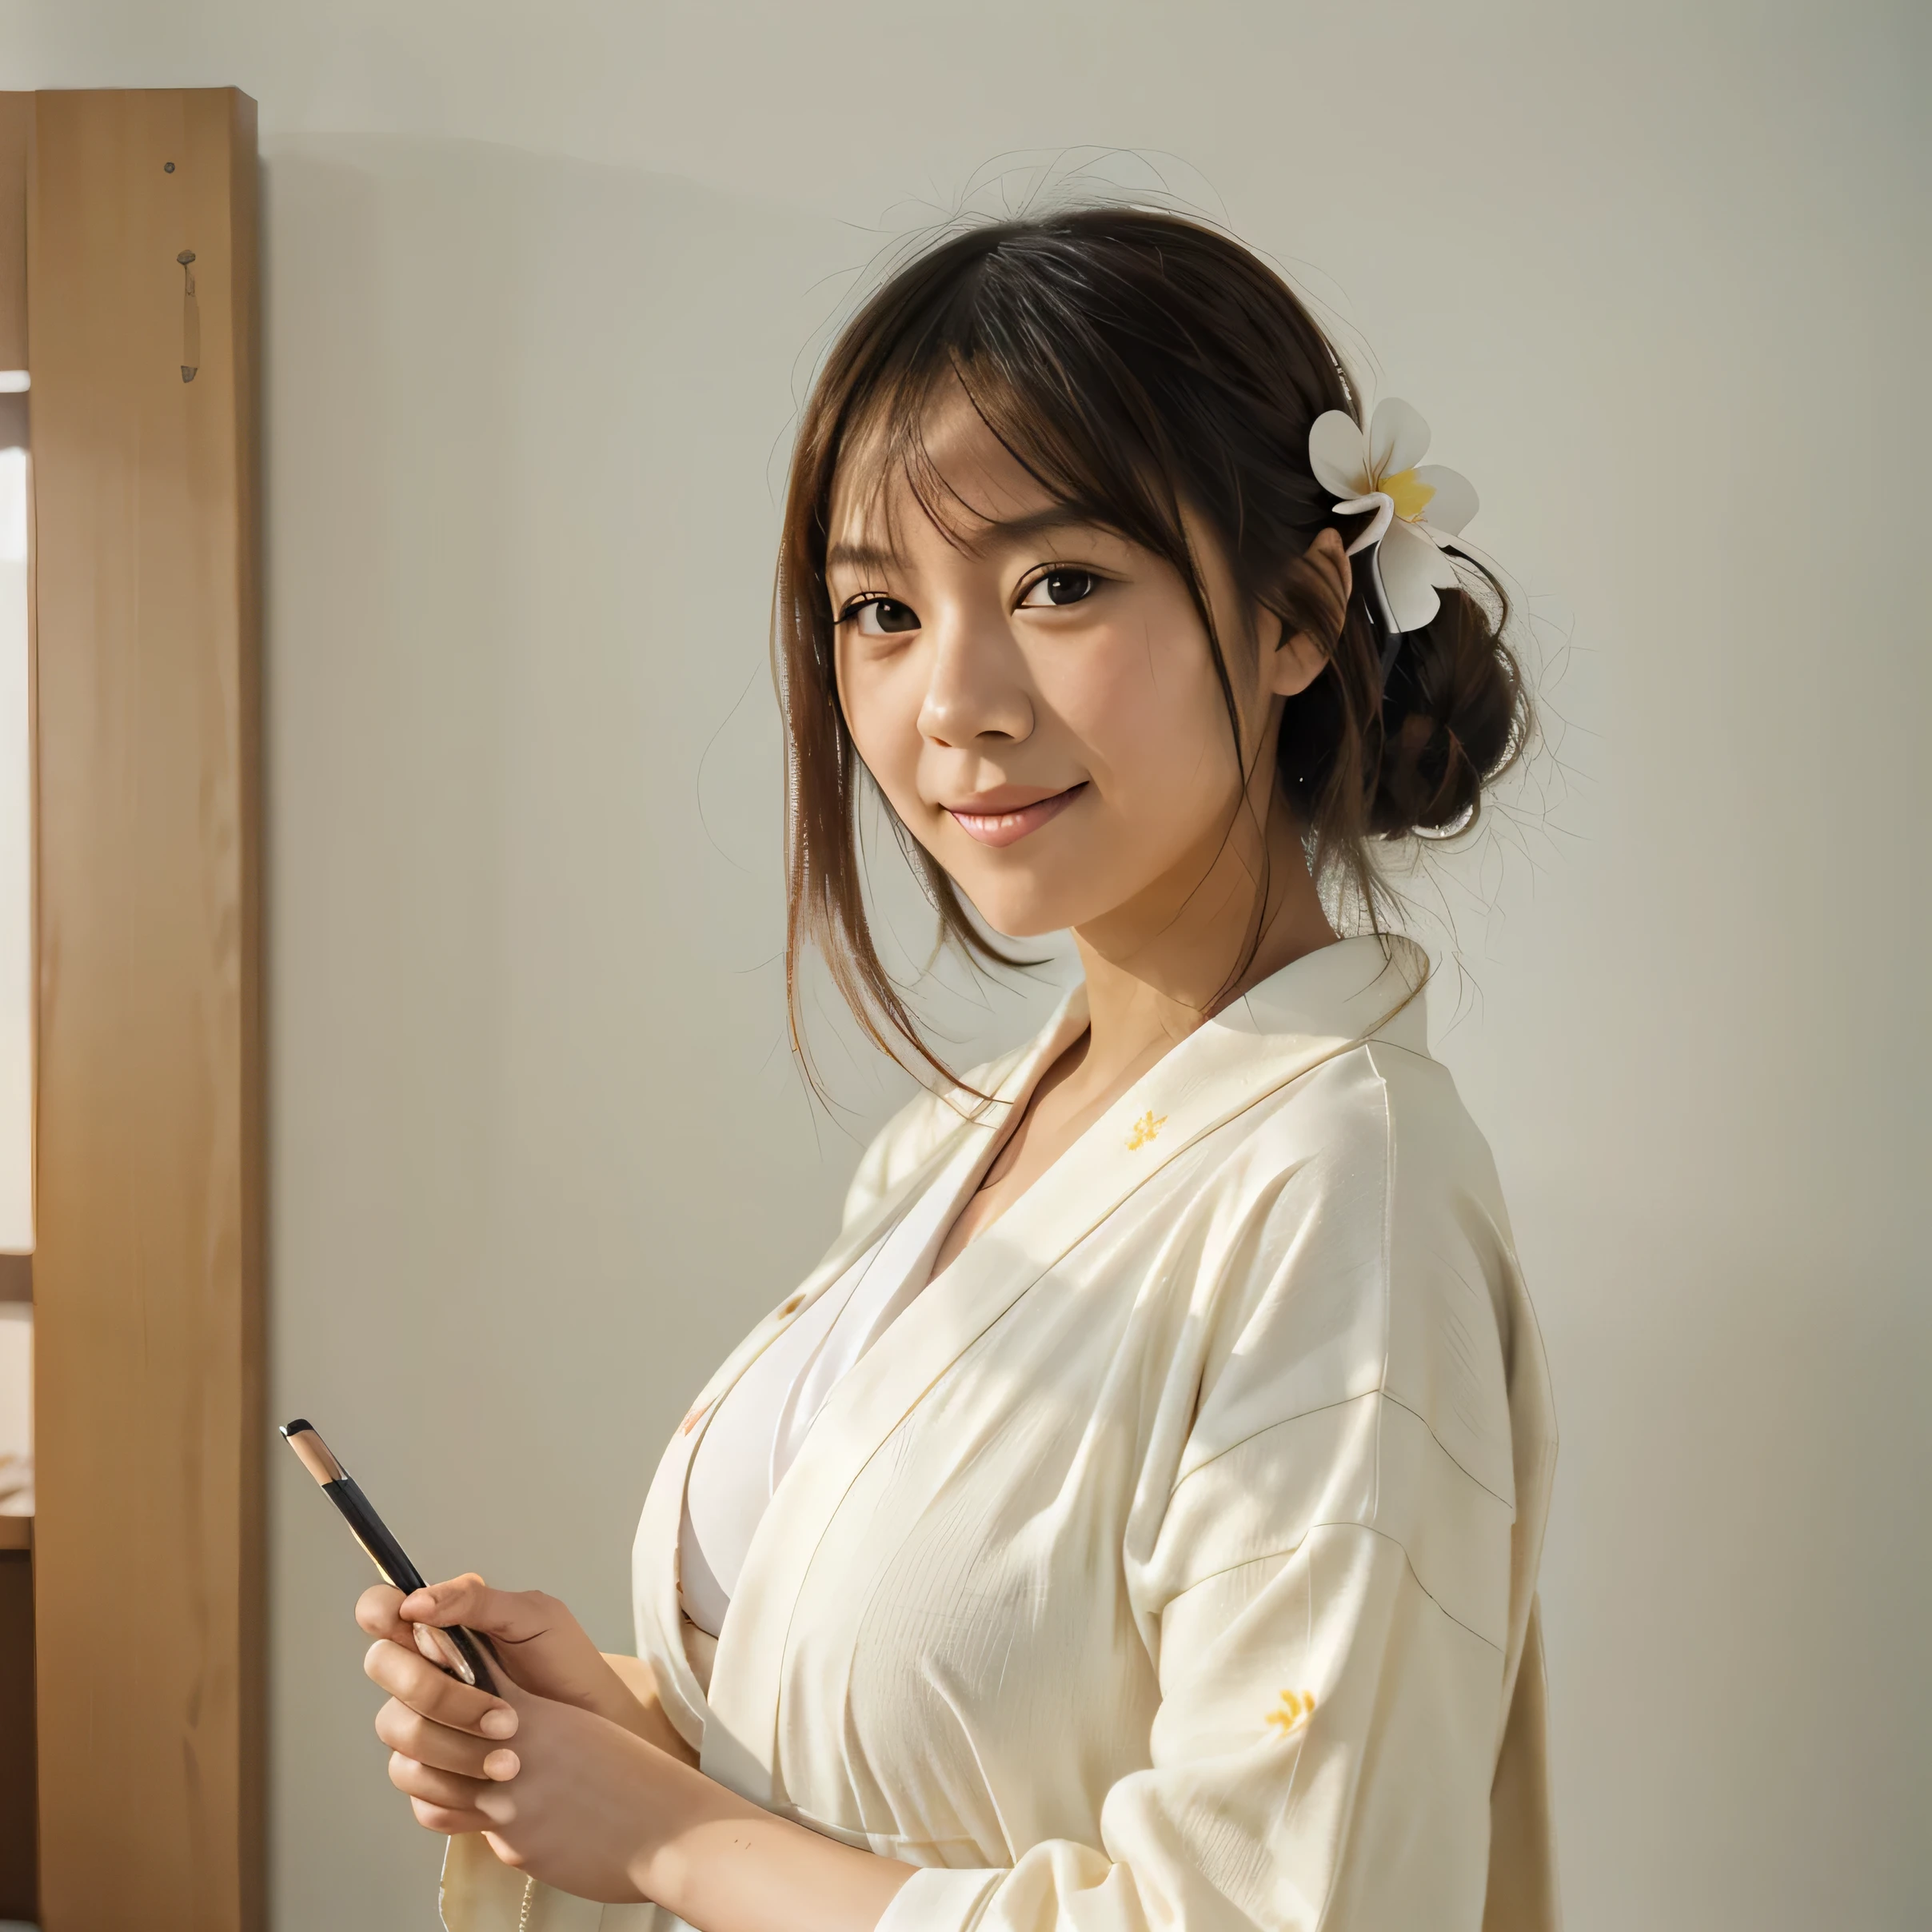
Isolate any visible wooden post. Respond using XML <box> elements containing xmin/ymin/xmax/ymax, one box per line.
<box><xmin>27</xmin><ymin>89</ymin><xmax>262</xmax><ymax>1931</ymax></box>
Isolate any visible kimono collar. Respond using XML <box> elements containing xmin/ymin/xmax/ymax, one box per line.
<box><xmin>1020</xmin><ymin>931</ymin><xmax>1429</xmax><ymax>1077</ymax></box>
<box><xmin>1212</xmin><ymin>932</ymin><xmax>1430</xmax><ymax>1054</ymax></box>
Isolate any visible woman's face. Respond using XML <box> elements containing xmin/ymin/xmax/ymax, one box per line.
<box><xmin>828</xmin><ymin>390</ymin><xmax>1323</xmax><ymax>942</ymax></box>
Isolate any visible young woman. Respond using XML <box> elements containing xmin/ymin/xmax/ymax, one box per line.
<box><xmin>356</xmin><ymin>207</ymin><xmax>1558</xmax><ymax>1932</ymax></box>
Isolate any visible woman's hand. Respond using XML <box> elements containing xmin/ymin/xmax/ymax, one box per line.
<box><xmin>362</xmin><ymin>1629</ymin><xmax>667</xmax><ymax>1901</ymax></box>
<box><xmin>356</xmin><ymin>1575</ymin><xmax>696</xmax><ymax>1762</ymax></box>
<box><xmin>359</xmin><ymin>1585</ymin><xmax>916</xmax><ymax>1926</ymax></box>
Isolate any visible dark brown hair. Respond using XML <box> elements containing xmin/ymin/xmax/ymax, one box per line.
<box><xmin>776</xmin><ymin>206</ymin><xmax>1528</xmax><ymax>1084</ymax></box>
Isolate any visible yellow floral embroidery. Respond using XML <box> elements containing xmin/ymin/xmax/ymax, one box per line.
<box><xmin>1125</xmin><ymin>1108</ymin><xmax>1167</xmax><ymax>1151</ymax></box>
<box><xmin>1265</xmin><ymin>1689</ymin><xmax>1316</xmax><ymax>1737</ymax></box>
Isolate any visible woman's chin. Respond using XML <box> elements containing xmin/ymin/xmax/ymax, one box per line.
<box><xmin>980</xmin><ymin>911</ymin><xmax>1065</xmax><ymax>942</ymax></box>
<box><xmin>953</xmin><ymin>876</ymin><xmax>1108</xmax><ymax>944</ymax></box>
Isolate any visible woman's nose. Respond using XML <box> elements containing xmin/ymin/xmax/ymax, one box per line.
<box><xmin>916</xmin><ymin>613</ymin><xmax>1034</xmax><ymax>748</ymax></box>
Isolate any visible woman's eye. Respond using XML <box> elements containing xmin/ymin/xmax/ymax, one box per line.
<box><xmin>849</xmin><ymin>597</ymin><xmax>920</xmax><ymax>637</ymax></box>
<box><xmin>1020</xmin><ymin>568</ymin><xmax>1098</xmax><ymax>609</ymax></box>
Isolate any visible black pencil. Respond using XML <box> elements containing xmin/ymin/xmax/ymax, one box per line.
<box><xmin>281</xmin><ymin>1418</ymin><xmax>498</xmax><ymax>1694</ymax></box>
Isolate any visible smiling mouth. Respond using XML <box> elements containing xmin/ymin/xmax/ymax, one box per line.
<box><xmin>946</xmin><ymin>784</ymin><xmax>1088</xmax><ymax>848</ymax></box>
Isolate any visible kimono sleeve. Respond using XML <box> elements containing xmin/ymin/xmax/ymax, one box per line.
<box><xmin>877</xmin><ymin>1050</ymin><xmax>1543</xmax><ymax>1932</ymax></box>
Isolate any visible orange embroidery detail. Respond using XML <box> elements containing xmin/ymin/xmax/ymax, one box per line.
<box><xmin>1126</xmin><ymin>1108</ymin><xmax>1167</xmax><ymax>1151</ymax></box>
<box><xmin>681</xmin><ymin>1399</ymin><xmax>710</xmax><ymax>1436</ymax></box>
<box><xmin>1266</xmin><ymin>1689</ymin><xmax>1316</xmax><ymax>1737</ymax></box>
<box><xmin>779</xmin><ymin>1295</ymin><xmax>804</xmax><ymax>1317</ymax></box>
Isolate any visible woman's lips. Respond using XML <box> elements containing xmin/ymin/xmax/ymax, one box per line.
<box><xmin>946</xmin><ymin>784</ymin><xmax>1087</xmax><ymax>848</ymax></box>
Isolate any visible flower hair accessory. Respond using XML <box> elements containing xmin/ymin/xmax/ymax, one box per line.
<box><xmin>1308</xmin><ymin>398</ymin><xmax>1479</xmax><ymax>678</ymax></box>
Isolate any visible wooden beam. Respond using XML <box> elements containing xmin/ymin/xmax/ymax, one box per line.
<box><xmin>28</xmin><ymin>89</ymin><xmax>262</xmax><ymax>1931</ymax></box>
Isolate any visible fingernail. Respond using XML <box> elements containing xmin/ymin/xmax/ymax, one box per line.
<box><xmin>400</xmin><ymin>1590</ymin><xmax>434</xmax><ymax>1616</ymax></box>
<box><xmin>479</xmin><ymin>1707</ymin><xmax>517</xmax><ymax>1739</ymax></box>
<box><xmin>483</xmin><ymin>1749</ymin><xmax>520</xmax><ymax>1781</ymax></box>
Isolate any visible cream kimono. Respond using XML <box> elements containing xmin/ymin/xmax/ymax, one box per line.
<box><xmin>444</xmin><ymin>936</ymin><xmax>1559</xmax><ymax>1931</ymax></box>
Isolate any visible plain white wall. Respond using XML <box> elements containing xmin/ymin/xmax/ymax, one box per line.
<box><xmin>5</xmin><ymin>4</ymin><xmax>1928</xmax><ymax>1927</ymax></box>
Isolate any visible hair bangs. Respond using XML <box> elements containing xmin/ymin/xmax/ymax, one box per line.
<box><xmin>827</xmin><ymin>269</ymin><xmax>1193</xmax><ymax>593</ymax></box>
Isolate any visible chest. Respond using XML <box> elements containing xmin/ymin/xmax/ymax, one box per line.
<box><xmin>928</xmin><ymin>1046</ymin><xmax>1164</xmax><ymax>1278</ymax></box>
<box><xmin>765</xmin><ymin>1263</ymin><xmax>1180</xmax><ymax>1849</ymax></box>
<box><xmin>646</xmin><ymin>1080</ymin><xmax>1374</xmax><ymax>1822</ymax></box>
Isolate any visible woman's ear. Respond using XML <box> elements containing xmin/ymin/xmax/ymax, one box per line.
<box><xmin>1265</xmin><ymin>528</ymin><xmax>1352</xmax><ymax>700</ymax></box>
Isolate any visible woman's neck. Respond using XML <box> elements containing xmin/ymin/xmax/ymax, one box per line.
<box><xmin>928</xmin><ymin>792</ymin><xmax>1335</xmax><ymax>1284</ymax></box>
<box><xmin>1063</xmin><ymin>788</ymin><xmax>1335</xmax><ymax>1104</ymax></box>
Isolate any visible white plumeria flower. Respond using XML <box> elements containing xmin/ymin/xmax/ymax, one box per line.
<box><xmin>1307</xmin><ymin>398</ymin><xmax>1479</xmax><ymax>633</ymax></box>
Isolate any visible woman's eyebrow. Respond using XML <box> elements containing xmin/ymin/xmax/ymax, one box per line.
<box><xmin>965</xmin><ymin>508</ymin><xmax>1100</xmax><ymax>553</ymax></box>
<box><xmin>825</xmin><ymin>539</ymin><xmax>900</xmax><ymax>575</ymax></box>
<box><xmin>828</xmin><ymin>508</ymin><xmax>1103</xmax><ymax>576</ymax></box>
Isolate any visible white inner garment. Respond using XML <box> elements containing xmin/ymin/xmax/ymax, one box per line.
<box><xmin>678</xmin><ymin>1168</ymin><xmax>972</xmax><ymax>1639</ymax></box>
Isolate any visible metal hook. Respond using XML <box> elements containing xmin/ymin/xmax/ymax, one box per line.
<box><xmin>178</xmin><ymin>250</ymin><xmax>198</xmax><ymax>383</ymax></box>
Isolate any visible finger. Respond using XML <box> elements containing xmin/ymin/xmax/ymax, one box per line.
<box><xmin>396</xmin><ymin>1571</ymin><xmax>492</xmax><ymax>1627</ymax></box>
<box><xmin>399</xmin><ymin>1576</ymin><xmax>588</xmax><ymax>1655</ymax></box>
<box><xmin>388</xmin><ymin>1750</ymin><xmax>513</xmax><ymax>1815</ymax></box>
<box><xmin>409</xmin><ymin>1795</ymin><xmax>485</xmax><ymax>1837</ymax></box>
<box><xmin>365</xmin><ymin>1637</ymin><xmax>519</xmax><ymax>1740</ymax></box>
<box><xmin>390</xmin><ymin>1754</ymin><xmax>515</xmax><ymax>1835</ymax></box>
<box><xmin>356</xmin><ymin>1583</ymin><xmax>409</xmax><ymax>1642</ymax></box>
<box><xmin>375</xmin><ymin>1696</ymin><xmax>521</xmax><ymax>1781</ymax></box>
<box><xmin>409</xmin><ymin>1619</ymin><xmax>494</xmax><ymax>1684</ymax></box>
<box><xmin>401</xmin><ymin>1578</ymin><xmax>616</xmax><ymax>1709</ymax></box>
<box><xmin>481</xmin><ymin>1830</ymin><xmax>530</xmax><ymax>1872</ymax></box>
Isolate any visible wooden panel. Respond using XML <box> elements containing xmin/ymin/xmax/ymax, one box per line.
<box><xmin>28</xmin><ymin>90</ymin><xmax>262</xmax><ymax>1932</ymax></box>
<box><xmin>0</xmin><ymin>94</ymin><xmax>27</xmax><ymax>369</ymax></box>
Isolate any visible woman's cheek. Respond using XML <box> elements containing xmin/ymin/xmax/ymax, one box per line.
<box><xmin>841</xmin><ymin>671</ymin><xmax>924</xmax><ymax>819</ymax></box>
<box><xmin>1062</xmin><ymin>670</ymin><xmax>1222</xmax><ymax>836</ymax></box>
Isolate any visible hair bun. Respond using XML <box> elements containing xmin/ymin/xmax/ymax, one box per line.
<box><xmin>1370</xmin><ymin>581</ymin><xmax>1524</xmax><ymax>838</ymax></box>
